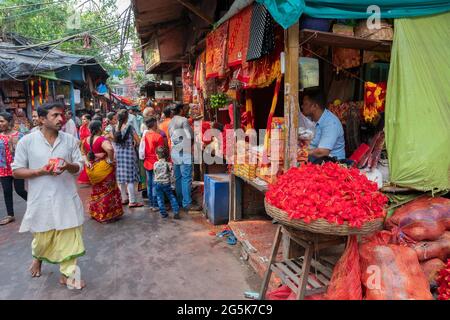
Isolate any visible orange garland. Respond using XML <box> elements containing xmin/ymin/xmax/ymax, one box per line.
<box><xmin>363</xmin><ymin>81</ymin><xmax>387</xmax><ymax>124</ymax></box>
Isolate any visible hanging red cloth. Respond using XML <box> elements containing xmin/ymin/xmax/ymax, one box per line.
<box><xmin>182</xmin><ymin>64</ymin><xmax>193</xmax><ymax>104</ymax></box>
<box><xmin>227</xmin><ymin>6</ymin><xmax>252</xmax><ymax>68</ymax></box>
<box><xmin>206</xmin><ymin>21</ymin><xmax>229</xmax><ymax>79</ymax></box>
<box><xmin>237</xmin><ymin>26</ymin><xmax>283</xmax><ymax>89</ymax></box>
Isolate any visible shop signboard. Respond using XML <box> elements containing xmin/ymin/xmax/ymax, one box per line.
<box><xmin>73</xmin><ymin>89</ymin><xmax>81</xmax><ymax>104</ymax></box>
<box><xmin>155</xmin><ymin>91</ymin><xmax>173</xmax><ymax>100</ymax></box>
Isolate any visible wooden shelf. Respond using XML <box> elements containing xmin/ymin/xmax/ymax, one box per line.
<box><xmin>233</xmin><ymin>173</ymin><xmax>268</xmax><ymax>194</ymax></box>
<box><xmin>300</xmin><ymin>29</ymin><xmax>392</xmax><ymax>52</ymax></box>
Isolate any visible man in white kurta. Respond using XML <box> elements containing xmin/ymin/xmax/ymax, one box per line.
<box><xmin>12</xmin><ymin>102</ymin><xmax>86</xmax><ymax>289</ymax></box>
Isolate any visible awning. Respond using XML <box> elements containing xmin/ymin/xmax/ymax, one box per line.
<box><xmin>257</xmin><ymin>0</ymin><xmax>450</xmax><ymax>29</ymax></box>
<box><xmin>110</xmin><ymin>92</ymin><xmax>136</xmax><ymax>106</ymax></box>
<box><xmin>216</xmin><ymin>0</ymin><xmax>450</xmax><ymax>29</ymax></box>
<box><xmin>36</xmin><ymin>71</ymin><xmax>58</xmax><ymax>80</ymax></box>
<box><xmin>0</xmin><ymin>33</ymin><xmax>109</xmax><ymax>81</ymax></box>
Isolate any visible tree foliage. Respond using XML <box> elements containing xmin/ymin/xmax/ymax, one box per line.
<box><xmin>0</xmin><ymin>0</ymin><xmax>134</xmax><ymax>78</ymax></box>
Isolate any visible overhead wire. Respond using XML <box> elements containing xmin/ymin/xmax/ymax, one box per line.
<box><xmin>0</xmin><ymin>3</ymin><xmax>136</xmax><ymax>79</ymax></box>
<box><xmin>0</xmin><ymin>0</ymin><xmax>70</xmax><ymax>11</ymax></box>
<box><xmin>0</xmin><ymin>0</ymin><xmax>72</xmax><ymax>20</ymax></box>
<box><xmin>0</xmin><ymin>34</ymin><xmax>85</xmax><ymax>81</ymax></box>
<box><xmin>0</xmin><ymin>2</ymin><xmax>131</xmax><ymax>48</ymax></box>
<box><xmin>0</xmin><ymin>15</ymin><xmax>128</xmax><ymax>50</ymax></box>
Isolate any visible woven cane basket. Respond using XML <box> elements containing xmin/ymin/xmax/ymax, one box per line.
<box><xmin>264</xmin><ymin>199</ymin><xmax>384</xmax><ymax>236</ymax></box>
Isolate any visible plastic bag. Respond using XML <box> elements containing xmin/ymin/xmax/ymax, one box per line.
<box><xmin>326</xmin><ymin>236</ymin><xmax>362</xmax><ymax>300</ymax></box>
<box><xmin>298</xmin><ymin>112</ymin><xmax>316</xmax><ymax>139</ymax></box>
<box><xmin>386</xmin><ymin>196</ymin><xmax>450</xmax><ymax>243</ymax></box>
<box><xmin>360</xmin><ymin>232</ymin><xmax>433</xmax><ymax>300</ymax></box>
<box><xmin>412</xmin><ymin>231</ymin><xmax>450</xmax><ymax>262</ymax></box>
<box><xmin>420</xmin><ymin>258</ymin><xmax>446</xmax><ymax>286</ymax></box>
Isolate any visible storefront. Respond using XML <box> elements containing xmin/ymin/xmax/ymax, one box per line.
<box><xmin>0</xmin><ymin>34</ymin><xmax>109</xmax><ymax>120</ymax></box>
<box><xmin>133</xmin><ymin>0</ymin><xmax>450</xmax><ymax>300</ymax></box>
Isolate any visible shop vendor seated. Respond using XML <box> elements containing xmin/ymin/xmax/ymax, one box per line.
<box><xmin>301</xmin><ymin>90</ymin><xmax>346</xmax><ymax>164</ymax></box>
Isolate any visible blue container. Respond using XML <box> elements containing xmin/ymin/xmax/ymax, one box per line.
<box><xmin>204</xmin><ymin>174</ymin><xmax>230</xmax><ymax>225</ymax></box>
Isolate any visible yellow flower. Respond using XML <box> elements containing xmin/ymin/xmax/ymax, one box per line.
<box><xmin>374</xmin><ymin>87</ymin><xmax>382</xmax><ymax>97</ymax></box>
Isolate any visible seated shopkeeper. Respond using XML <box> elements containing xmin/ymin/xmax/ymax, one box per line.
<box><xmin>301</xmin><ymin>90</ymin><xmax>346</xmax><ymax>164</ymax></box>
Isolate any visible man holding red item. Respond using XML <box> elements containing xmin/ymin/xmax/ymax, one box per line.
<box><xmin>12</xmin><ymin>102</ymin><xmax>86</xmax><ymax>290</ymax></box>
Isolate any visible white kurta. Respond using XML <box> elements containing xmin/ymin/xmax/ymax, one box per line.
<box><xmin>12</xmin><ymin>130</ymin><xmax>85</xmax><ymax>233</ymax></box>
<box><xmin>62</xmin><ymin>119</ymin><xmax>79</xmax><ymax>138</ymax></box>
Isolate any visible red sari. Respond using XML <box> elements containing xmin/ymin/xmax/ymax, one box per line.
<box><xmin>83</xmin><ymin>136</ymin><xmax>123</xmax><ymax>223</ymax></box>
<box><xmin>78</xmin><ymin>124</ymin><xmax>91</xmax><ymax>184</ymax></box>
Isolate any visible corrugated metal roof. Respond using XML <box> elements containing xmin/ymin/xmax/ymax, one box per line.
<box><xmin>0</xmin><ymin>34</ymin><xmax>108</xmax><ymax>81</ymax></box>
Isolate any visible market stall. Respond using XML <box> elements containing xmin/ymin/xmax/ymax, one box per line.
<box><xmin>132</xmin><ymin>0</ymin><xmax>450</xmax><ymax>300</ymax></box>
<box><xmin>191</xmin><ymin>1</ymin><xmax>449</xmax><ymax>300</ymax></box>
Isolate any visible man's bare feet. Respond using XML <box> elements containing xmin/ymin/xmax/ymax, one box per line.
<box><xmin>59</xmin><ymin>275</ymin><xmax>86</xmax><ymax>290</ymax></box>
<box><xmin>29</xmin><ymin>259</ymin><xmax>42</xmax><ymax>277</ymax></box>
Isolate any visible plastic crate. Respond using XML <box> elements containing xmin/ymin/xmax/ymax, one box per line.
<box><xmin>204</xmin><ymin>174</ymin><xmax>230</xmax><ymax>225</ymax></box>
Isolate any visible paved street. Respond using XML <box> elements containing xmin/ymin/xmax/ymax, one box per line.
<box><xmin>0</xmin><ymin>185</ymin><xmax>260</xmax><ymax>299</ymax></box>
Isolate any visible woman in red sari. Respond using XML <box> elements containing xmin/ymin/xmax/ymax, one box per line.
<box><xmin>78</xmin><ymin>114</ymin><xmax>91</xmax><ymax>185</ymax></box>
<box><xmin>83</xmin><ymin>120</ymin><xmax>123</xmax><ymax>223</ymax></box>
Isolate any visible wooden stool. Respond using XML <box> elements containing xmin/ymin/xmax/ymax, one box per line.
<box><xmin>259</xmin><ymin>225</ymin><xmax>346</xmax><ymax>300</ymax></box>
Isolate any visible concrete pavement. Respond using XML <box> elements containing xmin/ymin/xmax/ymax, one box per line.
<box><xmin>0</xmin><ymin>185</ymin><xmax>260</xmax><ymax>299</ymax></box>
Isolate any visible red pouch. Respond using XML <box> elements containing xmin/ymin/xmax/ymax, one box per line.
<box><xmin>46</xmin><ymin>158</ymin><xmax>65</xmax><ymax>173</ymax></box>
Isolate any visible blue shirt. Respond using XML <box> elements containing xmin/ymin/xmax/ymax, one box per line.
<box><xmin>310</xmin><ymin>109</ymin><xmax>346</xmax><ymax>160</ymax></box>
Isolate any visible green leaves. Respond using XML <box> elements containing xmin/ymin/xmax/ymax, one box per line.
<box><xmin>210</xmin><ymin>93</ymin><xmax>228</xmax><ymax>109</ymax></box>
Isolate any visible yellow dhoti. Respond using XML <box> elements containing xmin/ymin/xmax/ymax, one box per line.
<box><xmin>32</xmin><ymin>226</ymin><xmax>85</xmax><ymax>277</ymax></box>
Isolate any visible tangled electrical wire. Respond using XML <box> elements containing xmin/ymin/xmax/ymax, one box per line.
<box><xmin>0</xmin><ymin>2</ymin><xmax>136</xmax><ymax>80</ymax></box>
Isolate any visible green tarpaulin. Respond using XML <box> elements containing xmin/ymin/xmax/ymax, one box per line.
<box><xmin>36</xmin><ymin>71</ymin><xmax>58</xmax><ymax>81</ymax></box>
<box><xmin>257</xmin><ymin>0</ymin><xmax>450</xmax><ymax>29</ymax></box>
<box><xmin>385</xmin><ymin>11</ymin><xmax>450</xmax><ymax>192</ymax></box>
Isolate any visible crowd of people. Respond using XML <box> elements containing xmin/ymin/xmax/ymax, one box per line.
<box><xmin>0</xmin><ymin>101</ymin><xmax>201</xmax><ymax>289</ymax></box>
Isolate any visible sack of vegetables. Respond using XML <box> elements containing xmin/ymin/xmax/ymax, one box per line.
<box><xmin>265</xmin><ymin>162</ymin><xmax>387</xmax><ymax>235</ymax></box>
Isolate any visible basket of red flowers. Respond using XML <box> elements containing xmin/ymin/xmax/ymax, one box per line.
<box><xmin>264</xmin><ymin>163</ymin><xmax>387</xmax><ymax>236</ymax></box>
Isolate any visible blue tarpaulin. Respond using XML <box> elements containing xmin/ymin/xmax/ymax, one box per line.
<box><xmin>256</xmin><ymin>0</ymin><xmax>450</xmax><ymax>29</ymax></box>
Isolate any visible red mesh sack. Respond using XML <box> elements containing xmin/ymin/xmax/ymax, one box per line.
<box><xmin>437</xmin><ymin>259</ymin><xmax>450</xmax><ymax>300</ymax></box>
<box><xmin>326</xmin><ymin>236</ymin><xmax>362</xmax><ymax>300</ymax></box>
<box><xmin>360</xmin><ymin>233</ymin><xmax>433</xmax><ymax>300</ymax></box>
<box><xmin>305</xmin><ymin>293</ymin><xmax>327</xmax><ymax>300</ymax></box>
<box><xmin>266</xmin><ymin>285</ymin><xmax>328</xmax><ymax>300</ymax></box>
<box><xmin>412</xmin><ymin>231</ymin><xmax>450</xmax><ymax>261</ymax></box>
<box><xmin>386</xmin><ymin>197</ymin><xmax>450</xmax><ymax>243</ymax></box>
<box><xmin>266</xmin><ymin>285</ymin><xmax>296</xmax><ymax>300</ymax></box>
<box><xmin>420</xmin><ymin>258</ymin><xmax>446</xmax><ymax>286</ymax></box>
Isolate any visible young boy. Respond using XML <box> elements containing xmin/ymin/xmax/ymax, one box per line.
<box><xmin>139</xmin><ymin>117</ymin><xmax>164</xmax><ymax>211</ymax></box>
<box><xmin>153</xmin><ymin>146</ymin><xmax>180</xmax><ymax>219</ymax></box>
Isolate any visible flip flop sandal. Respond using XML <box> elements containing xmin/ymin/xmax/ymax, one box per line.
<box><xmin>129</xmin><ymin>202</ymin><xmax>144</xmax><ymax>208</ymax></box>
<box><xmin>227</xmin><ymin>235</ymin><xmax>237</xmax><ymax>245</ymax></box>
<box><xmin>0</xmin><ymin>216</ymin><xmax>15</xmax><ymax>225</ymax></box>
<box><xmin>216</xmin><ymin>230</ymin><xmax>232</xmax><ymax>238</ymax></box>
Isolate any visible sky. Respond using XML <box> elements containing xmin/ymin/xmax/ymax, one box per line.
<box><xmin>117</xmin><ymin>0</ymin><xmax>131</xmax><ymax>13</ymax></box>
